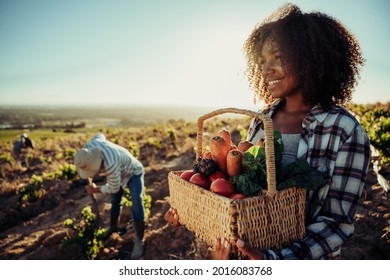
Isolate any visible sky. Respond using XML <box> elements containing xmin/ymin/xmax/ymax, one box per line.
<box><xmin>0</xmin><ymin>0</ymin><xmax>389</xmax><ymax>109</ymax></box>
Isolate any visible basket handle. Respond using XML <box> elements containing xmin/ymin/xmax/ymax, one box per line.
<box><xmin>196</xmin><ymin>107</ymin><xmax>277</xmax><ymax>196</ymax></box>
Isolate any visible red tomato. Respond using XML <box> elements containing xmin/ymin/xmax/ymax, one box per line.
<box><xmin>229</xmin><ymin>193</ymin><xmax>246</xmax><ymax>200</ymax></box>
<box><xmin>189</xmin><ymin>173</ymin><xmax>210</xmax><ymax>189</ymax></box>
<box><xmin>210</xmin><ymin>178</ymin><xmax>235</xmax><ymax>197</ymax></box>
<box><xmin>180</xmin><ymin>170</ymin><xmax>195</xmax><ymax>181</ymax></box>
<box><xmin>208</xmin><ymin>171</ymin><xmax>227</xmax><ymax>183</ymax></box>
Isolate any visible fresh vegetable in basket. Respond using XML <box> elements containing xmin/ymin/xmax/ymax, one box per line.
<box><xmin>226</xmin><ymin>149</ymin><xmax>243</xmax><ymax>177</ymax></box>
<box><xmin>180</xmin><ymin>170</ymin><xmax>195</xmax><ymax>181</ymax></box>
<box><xmin>210</xmin><ymin>178</ymin><xmax>235</xmax><ymax>197</ymax></box>
<box><xmin>277</xmin><ymin>159</ymin><xmax>326</xmax><ymax>191</ymax></box>
<box><xmin>193</xmin><ymin>158</ymin><xmax>218</xmax><ymax>176</ymax></box>
<box><xmin>189</xmin><ymin>173</ymin><xmax>210</xmax><ymax>189</ymax></box>
<box><xmin>209</xmin><ymin>135</ymin><xmax>229</xmax><ymax>173</ymax></box>
<box><xmin>230</xmin><ymin>129</ymin><xmax>325</xmax><ymax>196</ymax></box>
<box><xmin>168</xmin><ymin>108</ymin><xmax>308</xmax><ymax>257</ymax></box>
<box><xmin>230</xmin><ymin>130</ymin><xmax>283</xmax><ymax>196</ymax></box>
<box><xmin>218</xmin><ymin>129</ymin><xmax>233</xmax><ymax>150</ymax></box>
<box><xmin>237</xmin><ymin>140</ymin><xmax>253</xmax><ymax>154</ymax></box>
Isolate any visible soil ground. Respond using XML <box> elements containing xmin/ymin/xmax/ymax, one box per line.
<box><xmin>0</xmin><ymin>156</ymin><xmax>389</xmax><ymax>260</ymax></box>
<box><xmin>0</xmin><ymin>121</ymin><xmax>389</xmax><ymax>260</ymax></box>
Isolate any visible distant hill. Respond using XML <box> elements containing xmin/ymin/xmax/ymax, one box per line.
<box><xmin>0</xmin><ymin>104</ymin><xmax>225</xmax><ymax>129</ymax></box>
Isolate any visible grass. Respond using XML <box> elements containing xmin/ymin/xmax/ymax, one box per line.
<box><xmin>0</xmin><ymin>130</ymin><xmax>72</xmax><ymax>144</ymax></box>
<box><xmin>0</xmin><ymin>127</ymin><xmax>110</xmax><ymax>145</ymax></box>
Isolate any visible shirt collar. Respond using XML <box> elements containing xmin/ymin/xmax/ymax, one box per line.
<box><xmin>304</xmin><ymin>104</ymin><xmax>328</xmax><ymax>124</ymax></box>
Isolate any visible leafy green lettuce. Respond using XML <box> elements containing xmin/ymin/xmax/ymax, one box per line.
<box><xmin>277</xmin><ymin>159</ymin><xmax>326</xmax><ymax>191</ymax></box>
<box><xmin>230</xmin><ymin>130</ymin><xmax>283</xmax><ymax>196</ymax></box>
<box><xmin>230</xmin><ymin>130</ymin><xmax>326</xmax><ymax>196</ymax></box>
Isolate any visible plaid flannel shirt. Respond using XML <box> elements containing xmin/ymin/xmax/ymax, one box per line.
<box><xmin>247</xmin><ymin>99</ymin><xmax>370</xmax><ymax>259</ymax></box>
<box><xmin>85</xmin><ymin>134</ymin><xmax>144</xmax><ymax>194</ymax></box>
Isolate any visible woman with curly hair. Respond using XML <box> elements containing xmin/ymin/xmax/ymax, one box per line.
<box><xmin>213</xmin><ymin>3</ymin><xmax>370</xmax><ymax>260</ymax></box>
<box><xmin>166</xmin><ymin>3</ymin><xmax>370</xmax><ymax>260</ymax></box>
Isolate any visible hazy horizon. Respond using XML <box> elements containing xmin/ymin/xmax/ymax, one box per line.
<box><xmin>0</xmin><ymin>102</ymin><xmax>259</xmax><ymax>131</ymax></box>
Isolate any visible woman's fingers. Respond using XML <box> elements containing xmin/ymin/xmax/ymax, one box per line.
<box><xmin>164</xmin><ymin>208</ymin><xmax>172</xmax><ymax>221</ymax></box>
<box><xmin>212</xmin><ymin>237</ymin><xmax>231</xmax><ymax>260</ymax></box>
<box><xmin>236</xmin><ymin>239</ymin><xmax>264</xmax><ymax>260</ymax></box>
<box><xmin>164</xmin><ymin>207</ymin><xmax>180</xmax><ymax>227</ymax></box>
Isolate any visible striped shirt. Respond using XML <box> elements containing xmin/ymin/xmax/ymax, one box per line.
<box><xmin>85</xmin><ymin>134</ymin><xmax>144</xmax><ymax>194</ymax></box>
<box><xmin>247</xmin><ymin>99</ymin><xmax>370</xmax><ymax>259</ymax></box>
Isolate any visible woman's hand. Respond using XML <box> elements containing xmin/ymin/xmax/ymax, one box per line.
<box><xmin>212</xmin><ymin>238</ymin><xmax>265</xmax><ymax>260</ymax></box>
<box><xmin>164</xmin><ymin>207</ymin><xmax>180</xmax><ymax>227</ymax></box>
<box><xmin>236</xmin><ymin>239</ymin><xmax>265</xmax><ymax>260</ymax></box>
<box><xmin>212</xmin><ymin>237</ymin><xmax>231</xmax><ymax>260</ymax></box>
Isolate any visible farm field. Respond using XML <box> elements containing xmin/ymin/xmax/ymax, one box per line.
<box><xmin>0</xmin><ymin>105</ymin><xmax>389</xmax><ymax>260</ymax></box>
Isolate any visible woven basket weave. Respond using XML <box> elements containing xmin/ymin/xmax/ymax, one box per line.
<box><xmin>168</xmin><ymin>108</ymin><xmax>306</xmax><ymax>259</ymax></box>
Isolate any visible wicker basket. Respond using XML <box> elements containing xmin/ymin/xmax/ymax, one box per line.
<box><xmin>168</xmin><ymin>108</ymin><xmax>306</xmax><ymax>259</ymax></box>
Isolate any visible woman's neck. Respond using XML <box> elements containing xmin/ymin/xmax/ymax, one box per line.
<box><xmin>272</xmin><ymin>96</ymin><xmax>311</xmax><ymax>134</ymax></box>
<box><xmin>281</xmin><ymin>95</ymin><xmax>311</xmax><ymax>115</ymax></box>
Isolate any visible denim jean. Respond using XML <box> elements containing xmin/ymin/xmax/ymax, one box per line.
<box><xmin>110</xmin><ymin>172</ymin><xmax>145</xmax><ymax>222</ymax></box>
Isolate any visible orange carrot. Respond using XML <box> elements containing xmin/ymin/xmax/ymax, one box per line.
<box><xmin>209</xmin><ymin>136</ymin><xmax>229</xmax><ymax>173</ymax></box>
<box><xmin>202</xmin><ymin>150</ymin><xmax>212</xmax><ymax>159</ymax></box>
<box><xmin>256</xmin><ymin>138</ymin><xmax>265</xmax><ymax>147</ymax></box>
<box><xmin>218</xmin><ymin>129</ymin><xmax>232</xmax><ymax>150</ymax></box>
<box><xmin>227</xmin><ymin>149</ymin><xmax>243</xmax><ymax>177</ymax></box>
<box><xmin>238</xmin><ymin>140</ymin><xmax>253</xmax><ymax>154</ymax></box>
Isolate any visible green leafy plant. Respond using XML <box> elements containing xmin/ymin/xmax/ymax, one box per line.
<box><xmin>351</xmin><ymin>105</ymin><xmax>390</xmax><ymax>164</ymax></box>
<box><xmin>18</xmin><ymin>174</ymin><xmax>45</xmax><ymax>202</ymax></box>
<box><xmin>0</xmin><ymin>153</ymin><xmax>14</xmax><ymax>167</ymax></box>
<box><xmin>64</xmin><ymin>147</ymin><xmax>77</xmax><ymax>160</ymax></box>
<box><xmin>147</xmin><ymin>137</ymin><xmax>161</xmax><ymax>149</ymax></box>
<box><xmin>42</xmin><ymin>171</ymin><xmax>56</xmax><ymax>180</ymax></box>
<box><xmin>361</xmin><ymin>109</ymin><xmax>390</xmax><ymax>164</ymax></box>
<box><xmin>129</xmin><ymin>133</ymin><xmax>138</xmax><ymax>142</ymax></box>
<box><xmin>111</xmin><ymin>136</ymin><xmax>120</xmax><ymax>144</ymax></box>
<box><xmin>60</xmin><ymin>206</ymin><xmax>106</xmax><ymax>260</ymax></box>
<box><xmin>55</xmin><ymin>164</ymin><xmax>77</xmax><ymax>180</ymax></box>
<box><xmin>128</xmin><ymin>141</ymin><xmax>140</xmax><ymax>158</ymax></box>
<box><xmin>54</xmin><ymin>146</ymin><xmax>64</xmax><ymax>160</ymax></box>
<box><xmin>60</xmin><ymin>163</ymin><xmax>78</xmax><ymax>180</ymax></box>
<box><xmin>166</xmin><ymin>127</ymin><xmax>176</xmax><ymax>142</ymax></box>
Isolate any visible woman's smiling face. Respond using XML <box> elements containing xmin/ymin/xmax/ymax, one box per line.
<box><xmin>259</xmin><ymin>37</ymin><xmax>301</xmax><ymax>99</ymax></box>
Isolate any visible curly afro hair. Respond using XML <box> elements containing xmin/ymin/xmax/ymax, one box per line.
<box><xmin>244</xmin><ymin>3</ymin><xmax>365</xmax><ymax>109</ymax></box>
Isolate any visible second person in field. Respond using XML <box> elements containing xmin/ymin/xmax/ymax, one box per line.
<box><xmin>74</xmin><ymin>133</ymin><xmax>145</xmax><ymax>260</ymax></box>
